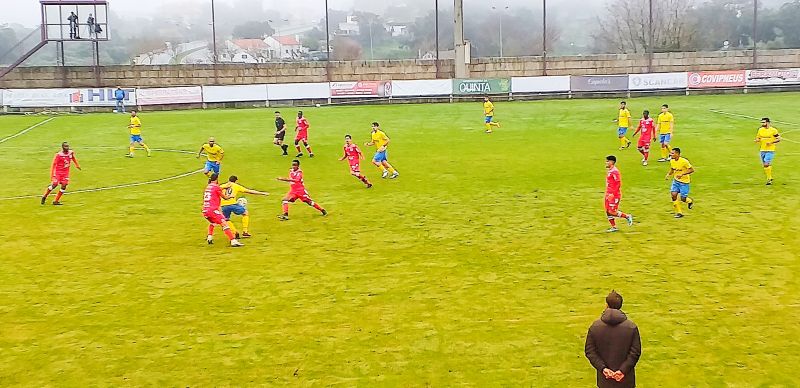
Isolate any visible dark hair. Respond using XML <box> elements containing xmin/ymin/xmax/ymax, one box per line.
<box><xmin>620</xmin><ymin>101</ymin><xmax>626</xmax><ymax>105</ymax></box>
<box><xmin>208</xmin><ymin>173</ymin><xmax>219</xmax><ymax>182</ymax></box>
<box><xmin>229</xmin><ymin>175</ymin><xmax>238</xmax><ymax>182</ymax></box>
<box><xmin>762</xmin><ymin>117</ymin><xmax>770</xmax><ymax>122</ymax></box>
<box><xmin>62</xmin><ymin>141</ymin><xmax>69</xmax><ymax>146</ymax></box>
<box><xmin>606</xmin><ymin>290</ymin><xmax>623</xmax><ymax>309</ymax></box>
<box><xmin>297</xmin><ymin>111</ymin><xmax>303</xmax><ymax>117</ymax></box>
<box><xmin>274</xmin><ymin>111</ymin><xmax>280</xmax><ymax>114</ymax></box>
<box><xmin>643</xmin><ymin>110</ymin><xmax>650</xmax><ymax>116</ymax></box>
<box><xmin>345</xmin><ymin>134</ymin><xmax>352</xmax><ymax>139</ymax></box>
<box><xmin>606</xmin><ymin>155</ymin><xmax>617</xmax><ymax>163</ymax></box>
<box><xmin>372</xmin><ymin>122</ymin><xmax>379</xmax><ymax>127</ymax></box>
<box><xmin>662</xmin><ymin>104</ymin><xmax>669</xmax><ymax>108</ymax></box>
<box><xmin>292</xmin><ymin>159</ymin><xmax>300</xmax><ymax>165</ymax></box>
<box><xmin>672</xmin><ymin>147</ymin><xmax>681</xmax><ymax>154</ymax></box>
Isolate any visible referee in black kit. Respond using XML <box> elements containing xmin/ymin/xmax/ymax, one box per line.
<box><xmin>273</xmin><ymin>111</ymin><xmax>289</xmax><ymax>155</ymax></box>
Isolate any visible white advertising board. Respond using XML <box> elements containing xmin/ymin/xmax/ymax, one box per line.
<box><xmin>391</xmin><ymin>79</ymin><xmax>452</xmax><ymax>96</ymax></box>
<box><xmin>137</xmin><ymin>86</ymin><xmax>202</xmax><ymax>105</ymax></box>
<box><xmin>2</xmin><ymin>88</ymin><xmax>136</xmax><ymax>107</ymax></box>
<box><xmin>267</xmin><ymin>82</ymin><xmax>330</xmax><ymax>100</ymax></box>
<box><xmin>628</xmin><ymin>72</ymin><xmax>688</xmax><ymax>90</ymax></box>
<box><xmin>202</xmin><ymin>84</ymin><xmax>268</xmax><ymax>103</ymax></box>
<box><xmin>746</xmin><ymin>69</ymin><xmax>800</xmax><ymax>86</ymax></box>
<box><xmin>511</xmin><ymin>76</ymin><xmax>570</xmax><ymax>93</ymax></box>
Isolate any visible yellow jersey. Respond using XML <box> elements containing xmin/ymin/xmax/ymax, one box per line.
<box><xmin>129</xmin><ymin>116</ymin><xmax>142</xmax><ymax>135</ymax></box>
<box><xmin>670</xmin><ymin>157</ymin><xmax>693</xmax><ymax>184</ymax></box>
<box><xmin>756</xmin><ymin>126</ymin><xmax>780</xmax><ymax>152</ymax></box>
<box><xmin>202</xmin><ymin>143</ymin><xmax>224</xmax><ymax>162</ymax></box>
<box><xmin>220</xmin><ymin>182</ymin><xmax>246</xmax><ymax>206</ymax></box>
<box><xmin>483</xmin><ymin>101</ymin><xmax>495</xmax><ymax>117</ymax></box>
<box><xmin>618</xmin><ymin>108</ymin><xmax>632</xmax><ymax>128</ymax></box>
<box><xmin>371</xmin><ymin>130</ymin><xmax>389</xmax><ymax>150</ymax></box>
<box><xmin>658</xmin><ymin>112</ymin><xmax>674</xmax><ymax>134</ymax></box>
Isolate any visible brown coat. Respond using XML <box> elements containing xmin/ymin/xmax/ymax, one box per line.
<box><xmin>585</xmin><ymin>308</ymin><xmax>641</xmax><ymax>388</ymax></box>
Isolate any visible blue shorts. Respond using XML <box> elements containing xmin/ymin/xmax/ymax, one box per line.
<box><xmin>221</xmin><ymin>204</ymin><xmax>246</xmax><ymax>219</ymax></box>
<box><xmin>659</xmin><ymin>134</ymin><xmax>672</xmax><ymax>144</ymax></box>
<box><xmin>373</xmin><ymin>150</ymin><xmax>387</xmax><ymax>163</ymax></box>
<box><xmin>618</xmin><ymin>127</ymin><xmax>628</xmax><ymax>136</ymax></box>
<box><xmin>670</xmin><ymin>180</ymin><xmax>690</xmax><ymax>197</ymax></box>
<box><xmin>204</xmin><ymin>161</ymin><xmax>221</xmax><ymax>174</ymax></box>
<box><xmin>485</xmin><ymin>116</ymin><xmax>493</xmax><ymax>124</ymax></box>
<box><xmin>130</xmin><ymin>134</ymin><xmax>142</xmax><ymax>143</ymax></box>
<box><xmin>760</xmin><ymin>151</ymin><xmax>775</xmax><ymax>165</ymax></box>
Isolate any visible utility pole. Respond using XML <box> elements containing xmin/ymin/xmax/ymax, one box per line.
<box><xmin>648</xmin><ymin>0</ymin><xmax>654</xmax><ymax>72</ymax></box>
<box><xmin>325</xmin><ymin>0</ymin><xmax>331</xmax><ymax>81</ymax></box>
<box><xmin>752</xmin><ymin>0</ymin><xmax>758</xmax><ymax>68</ymax></box>
<box><xmin>492</xmin><ymin>6</ymin><xmax>508</xmax><ymax>57</ymax></box>
<box><xmin>542</xmin><ymin>0</ymin><xmax>547</xmax><ymax>75</ymax></box>
<box><xmin>435</xmin><ymin>0</ymin><xmax>440</xmax><ymax>78</ymax></box>
<box><xmin>454</xmin><ymin>0</ymin><xmax>467</xmax><ymax>78</ymax></box>
<box><xmin>211</xmin><ymin>0</ymin><xmax>218</xmax><ymax>63</ymax></box>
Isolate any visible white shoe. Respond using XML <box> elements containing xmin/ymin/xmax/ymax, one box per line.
<box><xmin>381</xmin><ymin>170</ymin><xmax>389</xmax><ymax>178</ymax></box>
<box><xmin>626</xmin><ymin>214</ymin><xmax>634</xmax><ymax>226</ymax></box>
<box><xmin>642</xmin><ymin>160</ymin><xmax>648</xmax><ymax>166</ymax></box>
<box><xmin>206</xmin><ymin>235</ymin><xmax>213</xmax><ymax>244</ymax></box>
<box><xmin>606</xmin><ymin>227</ymin><xmax>618</xmax><ymax>233</ymax></box>
<box><xmin>390</xmin><ymin>172</ymin><xmax>399</xmax><ymax>179</ymax></box>
<box><xmin>230</xmin><ymin>239</ymin><xmax>244</xmax><ymax>247</ymax></box>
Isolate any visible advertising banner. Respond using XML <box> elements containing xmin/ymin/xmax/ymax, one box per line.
<box><xmin>391</xmin><ymin>79</ymin><xmax>452</xmax><ymax>96</ymax></box>
<box><xmin>570</xmin><ymin>75</ymin><xmax>629</xmax><ymax>92</ymax></box>
<box><xmin>628</xmin><ymin>72</ymin><xmax>688</xmax><ymax>90</ymax></box>
<box><xmin>2</xmin><ymin>88</ymin><xmax>136</xmax><ymax>107</ymax></box>
<box><xmin>745</xmin><ymin>69</ymin><xmax>800</xmax><ymax>86</ymax></box>
<box><xmin>202</xmin><ymin>84</ymin><xmax>268</xmax><ymax>103</ymax></box>
<box><xmin>267</xmin><ymin>82</ymin><xmax>330</xmax><ymax>100</ymax></box>
<box><xmin>137</xmin><ymin>86</ymin><xmax>202</xmax><ymax>105</ymax></box>
<box><xmin>452</xmin><ymin>79</ymin><xmax>511</xmax><ymax>95</ymax></box>
<box><xmin>687</xmin><ymin>70</ymin><xmax>746</xmax><ymax>89</ymax></box>
<box><xmin>330</xmin><ymin>81</ymin><xmax>392</xmax><ymax>98</ymax></box>
<box><xmin>511</xmin><ymin>76</ymin><xmax>570</xmax><ymax>93</ymax></box>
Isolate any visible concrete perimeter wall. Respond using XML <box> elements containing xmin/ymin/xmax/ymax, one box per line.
<box><xmin>2</xmin><ymin>49</ymin><xmax>800</xmax><ymax>89</ymax></box>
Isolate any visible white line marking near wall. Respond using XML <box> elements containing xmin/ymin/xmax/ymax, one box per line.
<box><xmin>708</xmin><ymin>109</ymin><xmax>798</xmax><ymax>135</ymax></box>
<box><xmin>0</xmin><ymin>169</ymin><xmax>203</xmax><ymax>202</ymax></box>
<box><xmin>0</xmin><ymin>117</ymin><xmax>56</xmax><ymax>144</ymax></box>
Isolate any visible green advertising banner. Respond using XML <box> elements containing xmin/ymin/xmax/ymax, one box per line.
<box><xmin>452</xmin><ymin>79</ymin><xmax>511</xmax><ymax>95</ymax></box>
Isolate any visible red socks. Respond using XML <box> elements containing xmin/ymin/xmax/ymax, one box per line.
<box><xmin>208</xmin><ymin>224</ymin><xmax>215</xmax><ymax>235</ymax></box>
<box><xmin>54</xmin><ymin>189</ymin><xmax>65</xmax><ymax>202</ymax></box>
<box><xmin>608</xmin><ymin>217</ymin><xmax>616</xmax><ymax>227</ymax></box>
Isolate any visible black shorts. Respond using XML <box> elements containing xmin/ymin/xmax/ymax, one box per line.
<box><xmin>274</xmin><ymin>131</ymin><xmax>285</xmax><ymax>141</ymax></box>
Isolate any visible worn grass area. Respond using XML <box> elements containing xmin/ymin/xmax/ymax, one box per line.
<box><xmin>0</xmin><ymin>93</ymin><xmax>798</xmax><ymax>386</ymax></box>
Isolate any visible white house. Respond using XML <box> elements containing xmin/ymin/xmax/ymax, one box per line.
<box><xmin>220</xmin><ymin>39</ymin><xmax>269</xmax><ymax>63</ymax></box>
<box><xmin>265</xmin><ymin>35</ymin><xmax>306</xmax><ymax>60</ymax></box>
<box><xmin>337</xmin><ymin>15</ymin><xmax>360</xmax><ymax>36</ymax></box>
<box><xmin>385</xmin><ymin>22</ymin><xmax>409</xmax><ymax>37</ymax></box>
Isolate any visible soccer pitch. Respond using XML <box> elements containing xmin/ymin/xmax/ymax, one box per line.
<box><xmin>1</xmin><ymin>93</ymin><xmax>798</xmax><ymax>386</ymax></box>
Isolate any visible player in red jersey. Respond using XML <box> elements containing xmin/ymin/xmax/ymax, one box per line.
<box><xmin>605</xmin><ymin>155</ymin><xmax>634</xmax><ymax>232</ymax></box>
<box><xmin>41</xmin><ymin>142</ymin><xmax>82</xmax><ymax>205</ymax></box>
<box><xmin>277</xmin><ymin>159</ymin><xmax>327</xmax><ymax>220</ymax></box>
<box><xmin>632</xmin><ymin>110</ymin><xmax>657</xmax><ymax>166</ymax></box>
<box><xmin>294</xmin><ymin>111</ymin><xmax>314</xmax><ymax>158</ymax></box>
<box><xmin>339</xmin><ymin>134</ymin><xmax>372</xmax><ymax>188</ymax></box>
<box><xmin>203</xmin><ymin>173</ymin><xmax>243</xmax><ymax>247</ymax></box>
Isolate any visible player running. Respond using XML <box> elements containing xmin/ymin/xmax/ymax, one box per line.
<box><xmin>220</xmin><ymin>175</ymin><xmax>269</xmax><ymax>239</ymax></box>
<box><xmin>273</xmin><ymin>111</ymin><xmax>289</xmax><ymax>156</ymax></box>
<box><xmin>613</xmin><ymin>101</ymin><xmax>632</xmax><ymax>150</ymax></box>
<box><xmin>631</xmin><ymin>110</ymin><xmax>656</xmax><ymax>165</ymax></box>
<box><xmin>197</xmin><ymin>137</ymin><xmax>224</xmax><ymax>177</ymax></box>
<box><xmin>126</xmin><ymin>110</ymin><xmax>151</xmax><ymax>158</ymax></box>
<box><xmin>294</xmin><ymin>111</ymin><xmax>314</xmax><ymax>158</ymax></box>
<box><xmin>604</xmin><ymin>155</ymin><xmax>634</xmax><ymax>232</ymax></box>
<box><xmin>203</xmin><ymin>173</ymin><xmax>243</xmax><ymax>247</ymax></box>
<box><xmin>665</xmin><ymin>147</ymin><xmax>695</xmax><ymax>218</ymax></box>
<box><xmin>276</xmin><ymin>159</ymin><xmax>327</xmax><ymax>220</ymax></box>
<box><xmin>483</xmin><ymin>96</ymin><xmax>501</xmax><ymax>133</ymax></box>
<box><xmin>755</xmin><ymin>117</ymin><xmax>781</xmax><ymax>185</ymax></box>
<box><xmin>656</xmin><ymin>104</ymin><xmax>674</xmax><ymax>162</ymax></box>
<box><xmin>339</xmin><ymin>134</ymin><xmax>372</xmax><ymax>188</ymax></box>
<box><xmin>365</xmin><ymin>122</ymin><xmax>399</xmax><ymax>179</ymax></box>
<box><xmin>41</xmin><ymin>141</ymin><xmax>82</xmax><ymax>205</ymax></box>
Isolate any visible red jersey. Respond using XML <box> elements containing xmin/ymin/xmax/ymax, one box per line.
<box><xmin>606</xmin><ymin>166</ymin><xmax>621</xmax><ymax>196</ymax></box>
<box><xmin>202</xmin><ymin>182</ymin><xmax>223</xmax><ymax>212</ymax></box>
<box><xmin>296</xmin><ymin>117</ymin><xmax>309</xmax><ymax>132</ymax></box>
<box><xmin>344</xmin><ymin>144</ymin><xmax>361</xmax><ymax>163</ymax></box>
<box><xmin>637</xmin><ymin>118</ymin><xmax>655</xmax><ymax>141</ymax></box>
<box><xmin>288</xmin><ymin>168</ymin><xmax>305</xmax><ymax>191</ymax></box>
<box><xmin>51</xmin><ymin>150</ymin><xmax>78</xmax><ymax>177</ymax></box>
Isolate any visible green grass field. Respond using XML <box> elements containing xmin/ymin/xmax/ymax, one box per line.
<box><xmin>1</xmin><ymin>93</ymin><xmax>799</xmax><ymax>386</ymax></box>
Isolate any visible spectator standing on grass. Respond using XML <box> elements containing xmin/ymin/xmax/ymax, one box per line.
<box><xmin>114</xmin><ymin>87</ymin><xmax>126</xmax><ymax>113</ymax></box>
<box><xmin>585</xmin><ymin>290</ymin><xmax>641</xmax><ymax>388</ymax></box>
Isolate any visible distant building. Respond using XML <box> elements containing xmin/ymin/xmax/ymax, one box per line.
<box><xmin>265</xmin><ymin>35</ymin><xmax>307</xmax><ymax>60</ymax></box>
<box><xmin>221</xmin><ymin>39</ymin><xmax>269</xmax><ymax>63</ymax></box>
<box><xmin>337</xmin><ymin>15</ymin><xmax>360</xmax><ymax>36</ymax></box>
<box><xmin>385</xmin><ymin>22</ymin><xmax>409</xmax><ymax>37</ymax></box>
<box><xmin>133</xmin><ymin>41</ymin><xmax>212</xmax><ymax>65</ymax></box>
<box><xmin>420</xmin><ymin>50</ymin><xmax>455</xmax><ymax>60</ymax></box>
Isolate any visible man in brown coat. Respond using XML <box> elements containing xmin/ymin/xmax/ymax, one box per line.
<box><xmin>585</xmin><ymin>290</ymin><xmax>642</xmax><ymax>387</ymax></box>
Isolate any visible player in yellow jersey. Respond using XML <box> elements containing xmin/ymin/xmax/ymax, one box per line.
<box><xmin>483</xmin><ymin>96</ymin><xmax>501</xmax><ymax>133</ymax></box>
<box><xmin>655</xmin><ymin>104</ymin><xmax>674</xmax><ymax>162</ymax></box>
<box><xmin>126</xmin><ymin>111</ymin><xmax>151</xmax><ymax>158</ymax></box>
<box><xmin>665</xmin><ymin>147</ymin><xmax>695</xmax><ymax>218</ymax></box>
<box><xmin>754</xmin><ymin>117</ymin><xmax>781</xmax><ymax>185</ymax></box>
<box><xmin>197</xmin><ymin>137</ymin><xmax>225</xmax><ymax>177</ymax></box>
<box><xmin>365</xmin><ymin>122</ymin><xmax>399</xmax><ymax>179</ymax></box>
<box><xmin>220</xmin><ymin>175</ymin><xmax>269</xmax><ymax>239</ymax></box>
<box><xmin>613</xmin><ymin>101</ymin><xmax>632</xmax><ymax>150</ymax></box>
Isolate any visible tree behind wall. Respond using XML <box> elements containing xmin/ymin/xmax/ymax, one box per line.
<box><xmin>593</xmin><ymin>0</ymin><xmax>698</xmax><ymax>53</ymax></box>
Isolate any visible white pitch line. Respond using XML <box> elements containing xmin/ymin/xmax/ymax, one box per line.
<box><xmin>708</xmin><ymin>109</ymin><xmax>799</xmax><ymax>135</ymax></box>
<box><xmin>0</xmin><ymin>117</ymin><xmax>56</xmax><ymax>144</ymax></box>
<box><xmin>0</xmin><ymin>169</ymin><xmax>204</xmax><ymax>202</ymax></box>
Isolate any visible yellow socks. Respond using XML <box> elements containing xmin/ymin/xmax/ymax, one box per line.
<box><xmin>765</xmin><ymin>166</ymin><xmax>773</xmax><ymax>180</ymax></box>
<box><xmin>387</xmin><ymin>165</ymin><xmax>397</xmax><ymax>174</ymax></box>
<box><xmin>661</xmin><ymin>147</ymin><xmax>669</xmax><ymax>158</ymax></box>
<box><xmin>620</xmin><ymin>137</ymin><xmax>630</xmax><ymax>147</ymax></box>
<box><xmin>128</xmin><ymin>146</ymin><xmax>135</xmax><ymax>154</ymax></box>
<box><xmin>673</xmin><ymin>200</ymin><xmax>682</xmax><ymax>214</ymax></box>
<box><xmin>242</xmin><ymin>215</ymin><xmax>250</xmax><ymax>233</ymax></box>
